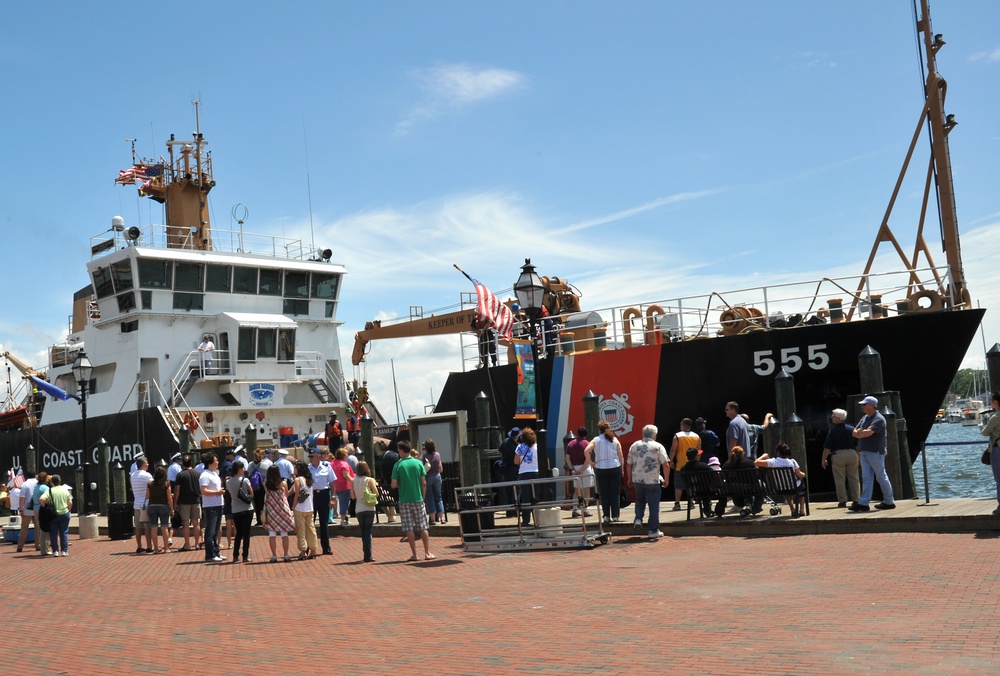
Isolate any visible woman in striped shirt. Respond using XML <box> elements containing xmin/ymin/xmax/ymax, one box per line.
<box><xmin>584</xmin><ymin>421</ymin><xmax>625</xmax><ymax>524</ymax></box>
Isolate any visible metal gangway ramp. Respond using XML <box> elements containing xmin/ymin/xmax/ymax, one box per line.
<box><xmin>455</xmin><ymin>476</ymin><xmax>610</xmax><ymax>552</ymax></box>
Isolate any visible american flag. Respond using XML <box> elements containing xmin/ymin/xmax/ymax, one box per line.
<box><xmin>134</xmin><ymin>164</ymin><xmax>163</xmax><ymax>181</ymax></box>
<box><xmin>115</xmin><ymin>167</ymin><xmax>137</xmax><ymax>185</ymax></box>
<box><xmin>473</xmin><ymin>279</ymin><xmax>514</xmax><ymax>340</ymax></box>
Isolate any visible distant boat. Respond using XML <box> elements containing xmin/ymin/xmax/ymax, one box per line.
<box><xmin>961</xmin><ymin>400</ymin><xmax>985</xmax><ymax>427</ymax></box>
<box><xmin>946</xmin><ymin>406</ymin><xmax>964</xmax><ymax>424</ymax></box>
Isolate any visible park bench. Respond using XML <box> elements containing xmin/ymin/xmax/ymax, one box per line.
<box><xmin>374</xmin><ymin>484</ymin><xmax>398</xmax><ymax>524</ymax></box>
<box><xmin>683</xmin><ymin>466</ymin><xmax>808</xmax><ymax>521</ymax></box>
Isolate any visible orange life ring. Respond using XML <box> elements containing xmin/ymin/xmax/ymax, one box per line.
<box><xmin>184</xmin><ymin>411</ymin><xmax>200</xmax><ymax>431</ymax></box>
<box><xmin>909</xmin><ymin>290</ymin><xmax>943</xmax><ymax>313</ymax></box>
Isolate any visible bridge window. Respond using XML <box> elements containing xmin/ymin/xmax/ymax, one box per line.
<box><xmin>285</xmin><ymin>271</ymin><xmax>308</xmax><ymax>298</ymax></box>
<box><xmin>174</xmin><ymin>263</ymin><xmax>204</xmax><ymax>292</ymax></box>
<box><xmin>238</xmin><ymin>327</ymin><xmax>256</xmax><ymax>362</ymax></box>
<box><xmin>206</xmin><ymin>265</ymin><xmax>232</xmax><ymax>292</ymax></box>
<box><xmin>172</xmin><ymin>292</ymin><xmax>204</xmax><ymax>311</ymax></box>
<box><xmin>138</xmin><ymin>259</ymin><xmax>172</xmax><ymax>289</ymax></box>
<box><xmin>311</xmin><ymin>273</ymin><xmax>338</xmax><ymax>299</ymax></box>
<box><xmin>283</xmin><ymin>299</ymin><xmax>309</xmax><ymax>316</ymax></box>
<box><xmin>117</xmin><ymin>292</ymin><xmax>136</xmax><ymax>313</ymax></box>
<box><xmin>111</xmin><ymin>260</ymin><xmax>133</xmax><ymax>292</ymax></box>
<box><xmin>93</xmin><ymin>267</ymin><xmax>114</xmax><ymax>299</ymax></box>
<box><xmin>258</xmin><ymin>328</ymin><xmax>277</xmax><ymax>359</ymax></box>
<box><xmin>233</xmin><ymin>266</ymin><xmax>258</xmax><ymax>294</ymax></box>
<box><xmin>259</xmin><ymin>269</ymin><xmax>281</xmax><ymax>296</ymax></box>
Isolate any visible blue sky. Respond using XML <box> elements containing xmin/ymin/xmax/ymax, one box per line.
<box><xmin>2</xmin><ymin>1</ymin><xmax>999</xmax><ymax>419</ymax></box>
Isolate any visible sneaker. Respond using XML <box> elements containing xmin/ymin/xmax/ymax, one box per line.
<box><xmin>848</xmin><ymin>503</ymin><xmax>871</xmax><ymax>512</ymax></box>
<box><xmin>874</xmin><ymin>503</ymin><xmax>896</xmax><ymax>510</ymax></box>
<box><xmin>283</xmin><ymin>555</ymin><xmax>292</xmax><ymax>562</ymax></box>
<box><xmin>62</xmin><ymin>551</ymin><xmax>68</xmax><ymax>557</ymax></box>
<box><xmin>571</xmin><ymin>509</ymin><xmax>580</xmax><ymax>518</ymax></box>
<box><xmin>648</xmin><ymin>530</ymin><xmax>664</xmax><ymax>539</ymax></box>
<box><xmin>672</xmin><ymin>502</ymin><xmax>681</xmax><ymax>511</ymax></box>
<box><xmin>54</xmin><ymin>551</ymin><xmax>61</xmax><ymax>557</ymax></box>
<box><xmin>837</xmin><ymin>502</ymin><xmax>847</xmax><ymax>508</ymax></box>
<box><xmin>602</xmin><ymin>517</ymin><xmax>611</xmax><ymax>525</ymax></box>
<box><xmin>269</xmin><ymin>555</ymin><xmax>278</xmax><ymax>563</ymax></box>
<box><xmin>632</xmin><ymin>518</ymin><xmax>642</xmax><ymax>529</ymax></box>
<box><xmin>167</xmin><ymin>538</ymin><xmax>172</xmax><ymax>546</ymax></box>
<box><xmin>583</xmin><ymin>510</ymin><xmax>593</xmax><ymax>517</ymax></box>
<box><xmin>211</xmin><ymin>555</ymin><xmax>225</xmax><ymax>563</ymax></box>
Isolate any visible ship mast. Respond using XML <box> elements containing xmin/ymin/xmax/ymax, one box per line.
<box><xmin>917</xmin><ymin>0</ymin><xmax>967</xmax><ymax>305</ymax></box>
<box><xmin>851</xmin><ymin>0</ymin><xmax>970</xmax><ymax>317</ymax></box>
<box><xmin>139</xmin><ymin>100</ymin><xmax>215</xmax><ymax>250</ymax></box>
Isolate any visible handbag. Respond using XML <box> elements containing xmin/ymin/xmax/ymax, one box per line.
<box><xmin>296</xmin><ymin>479</ymin><xmax>310</xmax><ymax>503</ymax></box>
<box><xmin>363</xmin><ymin>479</ymin><xmax>379</xmax><ymax>506</ymax></box>
<box><xmin>237</xmin><ymin>477</ymin><xmax>252</xmax><ymax>505</ymax></box>
<box><xmin>38</xmin><ymin>491</ymin><xmax>56</xmax><ymax>532</ymax></box>
<box><xmin>982</xmin><ymin>447</ymin><xmax>992</xmax><ymax>466</ymax></box>
<box><xmin>139</xmin><ymin>499</ymin><xmax>150</xmax><ymax>523</ymax></box>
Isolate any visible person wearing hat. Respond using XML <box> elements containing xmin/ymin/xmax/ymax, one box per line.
<box><xmin>307</xmin><ymin>447</ymin><xmax>335</xmax><ymax>555</ymax></box>
<box><xmin>849</xmin><ymin>396</ymin><xmax>895</xmax><ymax>512</ymax></box>
<box><xmin>233</xmin><ymin>446</ymin><xmax>250</xmax><ymax>471</ymax></box>
<box><xmin>129</xmin><ymin>451</ymin><xmax>145</xmax><ymax>477</ymax></box>
<box><xmin>167</xmin><ymin>452</ymin><xmax>184</xmax><ymax>545</ymax></box>
<box><xmin>625</xmin><ymin>424</ymin><xmax>669</xmax><ymax>539</ymax></box>
<box><xmin>198</xmin><ymin>334</ymin><xmax>215</xmax><ymax>375</ymax></box>
<box><xmin>346</xmin><ymin>406</ymin><xmax>360</xmax><ymax>448</ymax></box>
<box><xmin>325</xmin><ymin>412</ymin><xmax>344</xmax><ymax>453</ymax></box>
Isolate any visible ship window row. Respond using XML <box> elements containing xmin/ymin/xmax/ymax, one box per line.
<box><xmin>95</xmin><ymin>260</ymin><xmax>339</xmax><ymax>301</ymax></box>
<box><xmin>111</xmin><ymin>290</ymin><xmax>334</xmax><ymax>317</ymax></box>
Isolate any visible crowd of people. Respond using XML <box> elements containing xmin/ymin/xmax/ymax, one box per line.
<box><xmin>116</xmin><ymin>437</ymin><xmax>438</xmax><ymax>564</ymax></box>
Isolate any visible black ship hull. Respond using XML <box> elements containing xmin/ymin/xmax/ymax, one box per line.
<box><xmin>0</xmin><ymin>407</ymin><xmax>177</xmax><ymax>484</ymax></box>
<box><xmin>436</xmin><ymin>309</ymin><xmax>985</xmax><ymax>498</ymax></box>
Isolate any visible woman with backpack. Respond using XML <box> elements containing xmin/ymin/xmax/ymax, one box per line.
<box><xmin>350</xmin><ymin>461</ymin><xmax>378</xmax><ymax>562</ymax></box>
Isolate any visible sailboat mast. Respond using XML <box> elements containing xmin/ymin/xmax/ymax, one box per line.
<box><xmin>917</xmin><ymin>0</ymin><xmax>968</xmax><ymax>306</ymax></box>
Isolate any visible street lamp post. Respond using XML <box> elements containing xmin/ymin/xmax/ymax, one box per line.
<box><xmin>514</xmin><ymin>259</ymin><xmax>550</xmax><ymax>494</ymax></box>
<box><xmin>71</xmin><ymin>351</ymin><xmax>95</xmax><ymax>515</ymax></box>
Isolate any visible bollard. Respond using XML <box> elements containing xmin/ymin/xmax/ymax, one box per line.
<box><xmin>988</xmin><ymin>343</ymin><xmax>1000</xmax><ymax>396</ymax></box>
<box><xmin>475</xmin><ymin>392</ymin><xmax>491</xmax><ymax>453</ymax></box>
<box><xmin>784</xmin><ymin>413</ymin><xmax>810</xmax><ymax>507</ymax></box>
<box><xmin>75</xmin><ymin>466</ymin><xmax>84</xmax><ymax>516</ymax></box>
<box><xmin>179</xmin><ymin>425</ymin><xmax>191</xmax><ymax>457</ymax></box>
<box><xmin>887</xmin><ymin>391</ymin><xmax>916</xmax><ymax>500</ymax></box>
<box><xmin>774</xmin><ymin>369</ymin><xmax>796</xmax><ymax>443</ymax></box>
<box><xmin>858</xmin><ymin>345</ymin><xmax>885</xmax><ymax>395</ymax></box>
<box><xmin>361</xmin><ymin>412</ymin><xmax>375</xmax><ymax>472</ymax></box>
<box><xmin>26</xmin><ymin>444</ymin><xmax>36</xmax><ymax>475</ymax></box>
<box><xmin>460</xmin><ymin>444</ymin><xmax>482</xmax><ymax>487</ymax></box>
<box><xmin>244</xmin><ymin>423</ymin><xmax>257</xmax><ymax>455</ymax></box>
<box><xmin>112</xmin><ymin>462</ymin><xmax>125</xmax><ymax>504</ymax></box>
<box><xmin>882</xmin><ymin>406</ymin><xmax>903</xmax><ymax>501</ymax></box>
<box><xmin>828</xmin><ymin>298</ymin><xmax>844</xmax><ymax>323</ymax></box>
<box><xmin>583</xmin><ymin>391</ymin><xmax>599</xmax><ymax>444</ymax></box>
<box><xmin>98</xmin><ymin>439</ymin><xmax>110</xmax><ymax>517</ymax></box>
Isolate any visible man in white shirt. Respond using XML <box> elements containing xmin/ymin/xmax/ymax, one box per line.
<box><xmin>130</xmin><ymin>457</ymin><xmax>154</xmax><ymax>553</ymax></box>
<box><xmin>198</xmin><ymin>335</ymin><xmax>215</xmax><ymax>375</ymax></box>
<box><xmin>308</xmin><ymin>448</ymin><xmax>335</xmax><ymax>555</ymax></box>
<box><xmin>198</xmin><ymin>451</ymin><xmax>226</xmax><ymax>563</ymax></box>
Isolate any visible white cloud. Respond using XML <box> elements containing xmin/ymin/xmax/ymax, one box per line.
<box><xmin>395</xmin><ymin>63</ymin><xmax>526</xmax><ymax>136</ymax></box>
<box><xmin>969</xmin><ymin>48</ymin><xmax>1000</xmax><ymax>63</ymax></box>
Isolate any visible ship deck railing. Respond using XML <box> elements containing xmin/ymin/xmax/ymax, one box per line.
<box><xmin>456</xmin><ymin>263</ymin><xmax>962</xmax><ymax>371</ymax></box>
<box><xmin>90</xmin><ymin>224</ymin><xmax>323</xmax><ymax>261</ymax></box>
<box><xmin>164</xmin><ymin>349</ymin><xmax>343</xmax><ymax>407</ymax></box>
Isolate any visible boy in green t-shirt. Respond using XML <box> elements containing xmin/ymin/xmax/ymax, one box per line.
<box><xmin>391</xmin><ymin>441</ymin><xmax>435</xmax><ymax>561</ymax></box>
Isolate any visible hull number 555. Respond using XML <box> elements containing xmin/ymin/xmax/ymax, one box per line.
<box><xmin>753</xmin><ymin>344</ymin><xmax>829</xmax><ymax>376</ymax></box>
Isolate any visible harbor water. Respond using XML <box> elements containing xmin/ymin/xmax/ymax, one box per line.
<box><xmin>913</xmin><ymin>422</ymin><xmax>994</xmax><ymax>500</ymax></box>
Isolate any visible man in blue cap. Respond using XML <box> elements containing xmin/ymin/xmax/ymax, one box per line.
<box><xmin>849</xmin><ymin>395</ymin><xmax>895</xmax><ymax>512</ymax></box>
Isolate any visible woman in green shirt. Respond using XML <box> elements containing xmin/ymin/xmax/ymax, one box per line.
<box><xmin>41</xmin><ymin>474</ymin><xmax>73</xmax><ymax>557</ymax></box>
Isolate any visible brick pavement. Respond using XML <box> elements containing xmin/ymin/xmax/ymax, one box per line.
<box><xmin>5</xmin><ymin>528</ymin><xmax>1000</xmax><ymax>674</ymax></box>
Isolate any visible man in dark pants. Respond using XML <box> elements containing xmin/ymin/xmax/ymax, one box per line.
<box><xmin>307</xmin><ymin>448</ymin><xmax>334</xmax><ymax>555</ymax></box>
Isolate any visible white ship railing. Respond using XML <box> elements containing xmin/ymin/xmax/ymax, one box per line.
<box><xmin>89</xmin><ymin>224</ymin><xmax>331</xmax><ymax>262</ymax></box>
<box><xmin>456</xmin><ymin>264</ymin><xmax>962</xmax><ymax>371</ymax></box>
